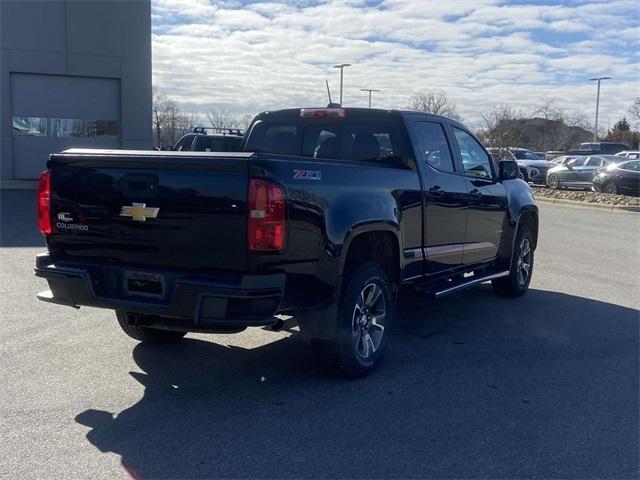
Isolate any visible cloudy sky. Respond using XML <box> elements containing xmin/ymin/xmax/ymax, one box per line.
<box><xmin>151</xmin><ymin>0</ymin><xmax>639</xmax><ymax>128</ymax></box>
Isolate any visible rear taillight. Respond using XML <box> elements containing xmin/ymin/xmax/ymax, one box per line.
<box><xmin>248</xmin><ymin>178</ymin><xmax>285</xmax><ymax>252</ymax></box>
<box><xmin>37</xmin><ymin>170</ymin><xmax>52</xmax><ymax>235</ymax></box>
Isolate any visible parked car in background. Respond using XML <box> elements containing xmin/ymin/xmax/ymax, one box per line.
<box><xmin>550</xmin><ymin>155</ymin><xmax>580</xmax><ymax>167</ymax></box>
<box><xmin>534</xmin><ymin>152</ymin><xmax>546</xmax><ymax>160</ymax></box>
<box><xmin>545</xmin><ymin>151</ymin><xmax>566</xmax><ymax>161</ymax></box>
<box><xmin>487</xmin><ymin>147</ymin><xmax>554</xmax><ymax>184</ymax></box>
<box><xmin>173</xmin><ymin>127</ymin><xmax>244</xmax><ymax>152</ymax></box>
<box><xmin>615</xmin><ymin>150</ymin><xmax>640</xmax><ymax>160</ymax></box>
<box><xmin>510</xmin><ymin>148</ymin><xmax>540</xmax><ymax>160</ymax></box>
<box><xmin>592</xmin><ymin>160</ymin><xmax>640</xmax><ymax>195</ymax></box>
<box><xmin>547</xmin><ymin>155</ymin><xmax>619</xmax><ymax>190</ymax></box>
<box><xmin>486</xmin><ymin>147</ymin><xmax>516</xmax><ymax>162</ymax></box>
<box><xmin>568</xmin><ymin>142</ymin><xmax>629</xmax><ymax>156</ymax></box>
<box><xmin>509</xmin><ymin>149</ymin><xmax>556</xmax><ymax>185</ymax></box>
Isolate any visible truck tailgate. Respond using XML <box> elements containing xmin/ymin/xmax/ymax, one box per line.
<box><xmin>47</xmin><ymin>150</ymin><xmax>250</xmax><ymax>272</ymax></box>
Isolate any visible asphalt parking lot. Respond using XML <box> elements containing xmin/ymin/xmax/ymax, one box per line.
<box><xmin>1</xmin><ymin>189</ymin><xmax>639</xmax><ymax>479</ymax></box>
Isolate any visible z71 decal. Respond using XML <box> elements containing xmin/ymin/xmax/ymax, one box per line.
<box><xmin>293</xmin><ymin>169</ymin><xmax>322</xmax><ymax>181</ymax></box>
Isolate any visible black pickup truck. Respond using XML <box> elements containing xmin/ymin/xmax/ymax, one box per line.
<box><xmin>35</xmin><ymin>107</ymin><xmax>538</xmax><ymax>377</ymax></box>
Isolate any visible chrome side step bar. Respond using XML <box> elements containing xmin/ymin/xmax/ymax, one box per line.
<box><xmin>433</xmin><ymin>271</ymin><xmax>510</xmax><ymax>298</ymax></box>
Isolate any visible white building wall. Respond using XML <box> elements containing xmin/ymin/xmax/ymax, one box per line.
<box><xmin>0</xmin><ymin>0</ymin><xmax>152</xmax><ymax>180</ymax></box>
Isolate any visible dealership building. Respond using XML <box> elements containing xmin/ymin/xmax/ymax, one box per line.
<box><xmin>0</xmin><ymin>0</ymin><xmax>152</xmax><ymax>182</ymax></box>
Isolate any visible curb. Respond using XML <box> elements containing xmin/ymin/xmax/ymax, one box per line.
<box><xmin>534</xmin><ymin>196</ymin><xmax>640</xmax><ymax>213</ymax></box>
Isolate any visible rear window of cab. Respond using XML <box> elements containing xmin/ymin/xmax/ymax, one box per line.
<box><xmin>244</xmin><ymin>118</ymin><xmax>407</xmax><ymax>167</ymax></box>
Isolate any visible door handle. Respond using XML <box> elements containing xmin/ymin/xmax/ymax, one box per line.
<box><xmin>428</xmin><ymin>186</ymin><xmax>444</xmax><ymax>198</ymax></box>
<box><xmin>469</xmin><ymin>188</ymin><xmax>482</xmax><ymax>198</ymax></box>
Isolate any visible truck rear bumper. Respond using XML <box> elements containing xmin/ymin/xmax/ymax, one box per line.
<box><xmin>35</xmin><ymin>253</ymin><xmax>285</xmax><ymax>327</ymax></box>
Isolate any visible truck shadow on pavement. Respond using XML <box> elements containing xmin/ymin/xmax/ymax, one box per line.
<box><xmin>75</xmin><ymin>287</ymin><xmax>639</xmax><ymax>479</ymax></box>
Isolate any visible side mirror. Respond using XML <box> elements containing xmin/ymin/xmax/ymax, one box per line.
<box><xmin>499</xmin><ymin>160</ymin><xmax>519</xmax><ymax>180</ymax></box>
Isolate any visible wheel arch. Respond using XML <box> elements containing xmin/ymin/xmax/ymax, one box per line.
<box><xmin>340</xmin><ymin>225</ymin><xmax>402</xmax><ymax>287</ymax></box>
<box><xmin>516</xmin><ymin>206</ymin><xmax>539</xmax><ymax>249</ymax></box>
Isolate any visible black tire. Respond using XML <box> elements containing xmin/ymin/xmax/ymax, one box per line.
<box><xmin>313</xmin><ymin>261</ymin><xmax>394</xmax><ymax>378</ymax></box>
<box><xmin>548</xmin><ymin>174</ymin><xmax>560</xmax><ymax>190</ymax></box>
<box><xmin>116</xmin><ymin>311</ymin><xmax>186</xmax><ymax>343</ymax></box>
<box><xmin>603</xmin><ymin>181</ymin><xmax>618</xmax><ymax>195</ymax></box>
<box><xmin>492</xmin><ymin>225</ymin><xmax>534</xmax><ymax>297</ymax></box>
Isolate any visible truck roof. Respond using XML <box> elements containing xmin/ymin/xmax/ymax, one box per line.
<box><xmin>255</xmin><ymin>107</ymin><xmax>460</xmax><ymax>124</ymax></box>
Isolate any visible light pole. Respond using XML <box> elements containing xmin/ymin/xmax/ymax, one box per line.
<box><xmin>360</xmin><ymin>88</ymin><xmax>380</xmax><ymax>108</ymax></box>
<box><xmin>589</xmin><ymin>76</ymin><xmax>611</xmax><ymax>142</ymax></box>
<box><xmin>333</xmin><ymin>63</ymin><xmax>351</xmax><ymax>105</ymax></box>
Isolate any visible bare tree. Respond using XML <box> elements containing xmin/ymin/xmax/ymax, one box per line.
<box><xmin>478</xmin><ymin>100</ymin><xmax>594</xmax><ymax>151</ymax></box>
<box><xmin>529</xmin><ymin>98</ymin><xmax>566</xmax><ymax>151</ymax></box>
<box><xmin>408</xmin><ymin>90</ymin><xmax>461</xmax><ymax>120</ymax></box>
<box><xmin>152</xmin><ymin>89</ymin><xmax>170</xmax><ymax>148</ymax></box>
<box><xmin>206</xmin><ymin>107</ymin><xmax>255</xmax><ymax>132</ymax></box>
<box><xmin>477</xmin><ymin>105</ymin><xmax>524</xmax><ymax>148</ymax></box>
<box><xmin>206</xmin><ymin>107</ymin><xmax>240</xmax><ymax>129</ymax></box>
<box><xmin>176</xmin><ymin>111</ymin><xmax>200</xmax><ymax>138</ymax></box>
<box><xmin>629</xmin><ymin>97</ymin><xmax>640</xmax><ymax>128</ymax></box>
<box><xmin>164</xmin><ymin>103</ymin><xmax>200</xmax><ymax>146</ymax></box>
<box><xmin>239</xmin><ymin>114</ymin><xmax>254</xmax><ymax>131</ymax></box>
<box><xmin>530</xmin><ymin>98</ymin><xmax>564</xmax><ymax>122</ymax></box>
<box><xmin>152</xmin><ymin>88</ymin><xmax>199</xmax><ymax>148</ymax></box>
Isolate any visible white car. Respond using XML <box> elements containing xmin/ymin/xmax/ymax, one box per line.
<box><xmin>615</xmin><ymin>150</ymin><xmax>640</xmax><ymax>159</ymax></box>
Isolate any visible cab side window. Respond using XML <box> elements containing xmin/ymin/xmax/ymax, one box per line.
<box><xmin>174</xmin><ymin>135</ymin><xmax>195</xmax><ymax>151</ymax></box>
<box><xmin>568</xmin><ymin>158</ymin><xmax>587</xmax><ymax>167</ymax></box>
<box><xmin>414</xmin><ymin>122</ymin><xmax>454</xmax><ymax>173</ymax></box>
<box><xmin>452</xmin><ymin>128</ymin><xmax>493</xmax><ymax>179</ymax></box>
<box><xmin>621</xmin><ymin>160</ymin><xmax>640</xmax><ymax>171</ymax></box>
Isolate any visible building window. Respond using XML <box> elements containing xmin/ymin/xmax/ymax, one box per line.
<box><xmin>85</xmin><ymin>120</ymin><xmax>119</xmax><ymax>137</ymax></box>
<box><xmin>12</xmin><ymin>117</ymin><xmax>47</xmax><ymax>136</ymax></box>
<box><xmin>12</xmin><ymin>117</ymin><xmax>119</xmax><ymax>138</ymax></box>
<box><xmin>49</xmin><ymin>118</ymin><xmax>84</xmax><ymax>137</ymax></box>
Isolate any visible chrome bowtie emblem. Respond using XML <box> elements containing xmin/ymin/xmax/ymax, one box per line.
<box><xmin>119</xmin><ymin>203</ymin><xmax>160</xmax><ymax>222</ymax></box>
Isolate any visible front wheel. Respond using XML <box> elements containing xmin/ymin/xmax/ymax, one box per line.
<box><xmin>492</xmin><ymin>226</ymin><xmax>534</xmax><ymax>297</ymax></box>
<box><xmin>548</xmin><ymin>175</ymin><xmax>560</xmax><ymax>190</ymax></box>
<box><xmin>313</xmin><ymin>261</ymin><xmax>394</xmax><ymax>378</ymax></box>
<box><xmin>603</xmin><ymin>181</ymin><xmax>618</xmax><ymax>195</ymax></box>
<box><xmin>116</xmin><ymin>311</ymin><xmax>186</xmax><ymax>343</ymax></box>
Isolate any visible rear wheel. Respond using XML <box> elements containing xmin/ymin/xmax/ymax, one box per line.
<box><xmin>603</xmin><ymin>181</ymin><xmax>618</xmax><ymax>194</ymax></box>
<box><xmin>116</xmin><ymin>311</ymin><xmax>186</xmax><ymax>343</ymax></box>
<box><xmin>313</xmin><ymin>261</ymin><xmax>394</xmax><ymax>378</ymax></box>
<box><xmin>548</xmin><ymin>174</ymin><xmax>560</xmax><ymax>190</ymax></box>
<box><xmin>492</xmin><ymin>225</ymin><xmax>534</xmax><ymax>297</ymax></box>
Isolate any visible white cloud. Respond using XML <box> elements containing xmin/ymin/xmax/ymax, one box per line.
<box><xmin>151</xmin><ymin>0</ymin><xmax>640</xmax><ymax>128</ymax></box>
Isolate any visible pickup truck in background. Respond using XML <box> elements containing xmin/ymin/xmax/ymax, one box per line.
<box><xmin>35</xmin><ymin>107</ymin><xmax>538</xmax><ymax>377</ymax></box>
<box><xmin>570</xmin><ymin>142</ymin><xmax>629</xmax><ymax>156</ymax></box>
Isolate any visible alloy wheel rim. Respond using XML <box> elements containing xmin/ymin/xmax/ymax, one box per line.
<box><xmin>352</xmin><ymin>283</ymin><xmax>386</xmax><ymax>359</ymax></box>
<box><xmin>550</xmin><ymin>176</ymin><xmax>559</xmax><ymax>188</ymax></box>
<box><xmin>605</xmin><ymin>183</ymin><xmax>616</xmax><ymax>194</ymax></box>
<box><xmin>516</xmin><ymin>238</ymin><xmax>532</xmax><ymax>286</ymax></box>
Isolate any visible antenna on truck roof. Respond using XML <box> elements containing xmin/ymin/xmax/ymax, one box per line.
<box><xmin>325</xmin><ymin>80</ymin><xmax>340</xmax><ymax>108</ymax></box>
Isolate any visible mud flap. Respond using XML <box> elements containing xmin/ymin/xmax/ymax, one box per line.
<box><xmin>295</xmin><ymin>277</ymin><xmax>342</xmax><ymax>339</ymax></box>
